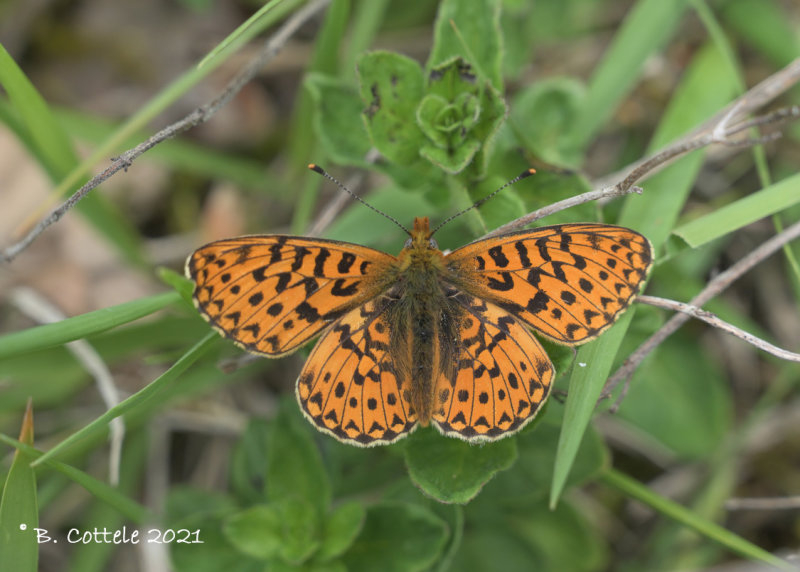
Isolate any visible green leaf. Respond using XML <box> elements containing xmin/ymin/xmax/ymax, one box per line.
<box><xmin>167</xmin><ymin>487</ymin><xmax>260</xmax><ymax>572</ymax></box>
<box><xmin>0</xmin><ymin>433</ymin><xmax>150</xmax><ymax>524</ymax></box>
<box><xmin>222</xmin><ymin>498</ymin><xmax>324</xmax><ymax>565</ymax></box>
<box><xmin>230</xmin><ymin>419</ymin><xmax>271</xmax><ymax>505</ymax></box>
<box><xmin>461</xmin><ymin>79</ymin><xmax>506</xmax><ymax>179</ymax></box>
<box><xmin>453</xmin><ymin>497</ymin><xmax>606</xmax><ymax>572</ymax></box>
<box><xmin>198</xmin><ymin>0</ymin><xmax>304</xmax><ymax>68</ymax></box>
<box><xmin>322</xmin><ymin>184</ymin><xmax>431</xmax><ymax>250</ymax></box>
<box><xmin>428</xmin><ymin>0</ymin><xmax>503</xmax><ymax>90</ymax></box>
<box><xmin>358</xmin><ymin>51</ymin><xmax>426</xmax><ymax>166</ymax></box>
<box><xmin>617</xmin><ymin>335</ymin><xmax>732</xmax><ymax>459</ymax></box>
<box><xmin>510</xmin><ymin>78</ymin><xmax>586</xmax><ymax>167</ymax></box>
<box><xmin>417</xmin><ymin>94</ymin><xmax>456</xmax><ymax>148</ymax></box>
<box><xmin>286</xmin><ymin>0</ymin><xmax>350</xmax><ymax>171</ymax></box>
<box><xmin>277</xmin><ymin>497</ymin><xmax>322</xmax><ymax>564</ymax></box>
<box><xmin>418</xmin><ymin>58</ymin><xmax>506</xmax><ymax>176</ymax></box>
<box><xmin>404</xmin><ymin>428</ymin><xmax>517</xmax><ymax>504</ymax></box>
<box><xmin>342</xmin><ymin>502</ymin><xmax>449</xmax><ymax>572</ymax></box>
<box><xmin>481</xmin><ymin>415</ymin><xmax>608</xmax><ymax>505</ymax></box>
<box><xmin>0</xmin><ymin>403</ymin><xmax>38</xmax><ymax>572</ymax></box>
<box><xmin>306</xmin><ymin>73</ymin><xmax>372</xmax><ymax>166</ymax></box>
<box><xmin>510</xmin><ymin>499</ymin><xmax>608</xmax><ymax>572</ymax></box>
<box><xmin>267</xmin><ymin>399</ymin><xmax>331</xmax><ymax>518</ymax></box>
<box><xmin>223</xmin><ymin>504</ymin><xmax>283</xmax><ymax>560</ymax></box>
<box><xmin>421</xmin><ymin>139</ymin><xmax>481</xmax><ymax>174</ymax></box>
<box><xmin>316</xmin><ymin>502</ymin><xmax>366</xmax><ymax>562</ymax></box>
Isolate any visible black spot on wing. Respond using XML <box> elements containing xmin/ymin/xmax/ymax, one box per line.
<box><xmin>488</xmin><ymin>246</ymin><xmax>510</xmax><ymax>268</ymax></box>
<box><xmin>336</xmin><ymin>252</ymin><xmax>355</xmax><ymax>274</ymax></box>
<box><xmin>487</xmin><ymin>272</ymin><xmax>514</xmax><ymax>291</ymax></box>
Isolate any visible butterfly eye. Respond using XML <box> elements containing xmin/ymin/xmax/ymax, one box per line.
<box><xmin>429</xmin><ymin>238</ymin><xmax>438</xmax><ymax>249</ymax></box>
<box><xmin>404</xmin><ymin>238</ymin><xmax>413</xmax><ymax>249</ymax></box>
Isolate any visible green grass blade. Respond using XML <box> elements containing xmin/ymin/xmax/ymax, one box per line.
<box><xmin>551</xmin><ymin>43</ymin><xmax>740</xmax><ymax>508</ymax></box>
<box><xmin>31</xmin><ymin>332</ymin><xmax>217</xmax><ymax>466</ymax></box>
<box><xmin>601</xmin><ymin>469</ymin><xmax>794</xmax><ymax>570</ymax></box>
<box><xmin>0</xmin><ymin>435</ymin><xmax>150</xmax><ymax>524</ymax></box>
<box><xmin>0</xmin><ymin>292</ymin><xmax>179</xmax><ymax>360</ymax></box>
<box><xmin>673</xmin><ymin>172</ymin><xmax>800</xmax><ymax>248</ymax></box>
<box><xmin>197</xmin><ymin>0</ymin><xmax>300</xmax><ymax>68</ymax></box>
<box><xmin>720</xmin><ymin>0</ymin><xmax>800</xmax><ymax>66</ymax></box>
<box><xmin>46</xmin><ymin>0</ymin><xmax>306</xmax><ymax>216</ymax></box>
<box><xmin>0</xmin><ymin>44</ymin><xmax>143</xmax><ymax>263</ymax></box>
<box><xmin>0</xmin><ymin>402</ymin><xmax>38</xmax><ymax>572</ymax></box>
<box><xmin>568</xmin><ymin>0</ymin><xmax>691</xmax><ymax>152</ymax></box>
<box><xmin>0</xmin><ymin>44</ymin><xmax>75</xmax><ymax>175</ymax></box>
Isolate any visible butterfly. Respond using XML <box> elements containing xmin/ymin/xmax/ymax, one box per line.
<box><xmin>186</xmin><ymin>168</ymin><xmax>653</xmax><ymax>446</ymax></box>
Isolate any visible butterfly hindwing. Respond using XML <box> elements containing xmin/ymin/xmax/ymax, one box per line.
<box><xmin>296</xmin><ymin>297</ymin><xmax>418</xmax><ymax>446</ymax></box>
<box><xmin>446</xmin><ymin>224</ymin><xmax>653</xmax><ymax>344</ymax></box>
<box><xmin>186</xmin><ymin>236</ymin><xmax>395</xmax><ymax>356</ymax></box>
<box><xmin>431</xmin><ymin>293</ymin><xmax>554</xmax><ymax>441</ymax></box>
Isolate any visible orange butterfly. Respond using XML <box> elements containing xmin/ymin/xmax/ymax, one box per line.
<box><xmin>186</xmin><ymin>168</ymin><xmax>653</xmax><ymax>446</ymax></box>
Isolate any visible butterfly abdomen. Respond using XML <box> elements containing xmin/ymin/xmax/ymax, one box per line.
<box><xmin>388</xmin><ymin>225</ymin><xmax>459</xmax><ymax>425</ymax></box>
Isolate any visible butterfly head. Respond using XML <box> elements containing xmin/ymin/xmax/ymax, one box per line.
<box><xmin>404</xmin><ymin>217</ymin><xmax>439</xmax><ymax>251</ymax></box>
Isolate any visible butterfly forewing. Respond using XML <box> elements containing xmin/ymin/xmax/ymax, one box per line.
<box><xmin>432</xmin><ymin>293</ymin><xmax>554</xmax><ymax>441</ymax></box>
<box><xmin>446</xmin><ymin>224</ymin><xmax>653</xmax><ymax>344</ymax></box>
<box><xmin>296</xmin><ymin>297</ymin><xmax>417</xmax><ymax>445</ymax></box>
<box><xmin>187</xmin><ymin>236</ymin><xmax>395</xmax><ymax>356</ymax></box>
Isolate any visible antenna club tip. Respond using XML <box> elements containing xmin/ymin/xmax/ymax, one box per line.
<box><xmin>521</xmin><ymin>168</ymin><xmax>536</xmax><ymax>178</ymax></box>
<box><xmin>308</xmin><ymin>163</ymin><xmax>323</xmax><ymax>174</ymax></box>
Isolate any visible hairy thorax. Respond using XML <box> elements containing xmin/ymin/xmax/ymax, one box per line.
<box><xmin>386</xmin><ymin>218</ymin><xmax>461</xmax><ymax>424</ymax></box>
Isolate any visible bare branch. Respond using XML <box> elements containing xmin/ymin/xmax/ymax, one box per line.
<box><xmin>486</xmin><ymin>184</ymin><xmax>644</xmax><ymax>238</ymax></box>
<box><xmin>638</xmin><ymin>295</ymin><xmax>800</xmax><ymax>363</ymax></box>
<box><xmin>10</xmin><ymin>287</ymin><xmax>124</xmax><ymax>485</ymax></box>
<box><xmin>490</xmin><ymin>60</ymin><xmax>800</xmax><ymax>237</ymax></box>
<box><xmin>725</xmin><ymin>496</ymin><xmax>800</xmax><ymax>511</ymax></box>
<box><xmin>594</xmin><ymin>57</ymin><xmax>800</xmax><ymax>191</ymax></box>
<box><xmin>1</xmin><ymin>0</ymin><xmax>331</xmax><ymax>263</ymax></box>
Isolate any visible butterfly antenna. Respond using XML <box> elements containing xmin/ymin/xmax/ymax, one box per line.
<box><xmin>430</xmin><ymin>168</ymin><xmax>536</xmax><ymax>235</ymax></box>
<box><xmin>308</xmin><ymin>164</ymin><xmax>411</xmax><ymax>235</ymax></box>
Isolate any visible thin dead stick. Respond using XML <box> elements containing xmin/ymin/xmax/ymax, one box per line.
<box><xmin>0</xmin><ymin>0</ymin><xmax>331</xmax><ymax>264</ymax></box>
<box><xmin>594</xmin><ymin>57</ymin><xmax>800</xmax><ymax>191</ymax></box>
<box><xmin>10</xmin><ymin>287</ymin><xmax>124</xmax><ymax>485</ymax></box>
<box><xmin>638</xmin><ymin>295</ymin><xmax>800</xmax><ymax>363</ymax></box>
<box><xmin>725</xmin><ymin>496</ymin><xmax>800</xmax><ymax>511</ymax></box>
<box><xmin>490</xmin><ymin>103</ymin><xmax>798</xmax><ymax>237</ymax></box>
<box><xmin>602</xmin><ymin>218</ymin><xmax>800</xmax><ymax>405</ymax></box>
<box><xmin>485</xmin><ymin>184</ymin><xmax>644</xmax><ymax>238</ymax></box>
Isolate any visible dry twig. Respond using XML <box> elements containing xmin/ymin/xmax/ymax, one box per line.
<box><xmin>0</xmin><ymin>0</ymin><xmax>331</xmax><ymax>263</ymax></box>
<box><xmin>10</xmin><ymin>287</ymin><xmax>124</xmax><ymax>485</ymax></box>
<box><xmin>638</xmin><ymin>295</ymin><xmax>800</xmax><ymax>363</ymax></box>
